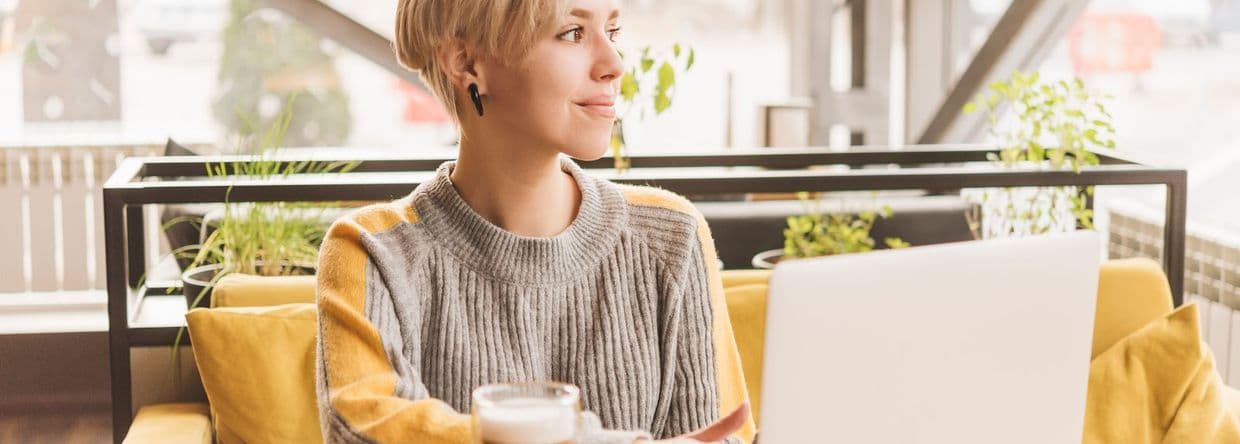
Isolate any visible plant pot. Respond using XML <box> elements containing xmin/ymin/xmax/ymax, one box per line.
<box><xmin>751</xmin><ymin>249</ymin><xmax>787</xmax><ymax>270</ymax></box>
<box><xmin>182</xmin><ymin>263</ymin><xmax>225</xmax><ymax>309</ymax></box>
<box><xmin>181</xmin><ymin>261</ymin><xmax>315</xmax><ymax>308</ymax></box>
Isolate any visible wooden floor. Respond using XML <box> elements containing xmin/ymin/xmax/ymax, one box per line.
<box><xmin>0</xmin><ymin>410</ymin><xmax>111</xmax><ymax>444</ymax></box>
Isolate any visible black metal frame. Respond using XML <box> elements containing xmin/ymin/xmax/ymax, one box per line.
<box><xmin>102</xmin><ymin>145</ymin><xmax>1186</xmax><ymax>443</ymax></box>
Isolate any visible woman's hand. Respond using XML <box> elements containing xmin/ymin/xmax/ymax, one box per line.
<box><xmin>634</xmin><ymin>402</ymin><xmax>750</xmax><ymax>444</ymax></box>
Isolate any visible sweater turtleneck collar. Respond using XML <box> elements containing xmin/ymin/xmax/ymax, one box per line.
<box><xmin>410</xmin><ymin>156</ymin><xmax>628</xmax><ymax>285</ymax></box>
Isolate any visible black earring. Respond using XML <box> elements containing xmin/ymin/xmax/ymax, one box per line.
<box><xmin>468</xmin><ymin>83</ymin><xmax>484</xmax><ymax>117</ymax></box>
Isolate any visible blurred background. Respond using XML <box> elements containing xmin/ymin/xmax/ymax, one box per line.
<box><xmin>2</xmin><ymin>0</ymin><xmax>1238</xmax><ymax>222</ymax></box>
<box><xmin>2</xmin><ymin>0</ymin><xmax>1240</xmax><ymax>440</ymax></box>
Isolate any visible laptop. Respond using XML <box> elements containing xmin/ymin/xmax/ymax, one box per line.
<box><xmin>758</xmin><ymin>231</ymin><xmax>1100</xmax><ymax>443</ymax></box>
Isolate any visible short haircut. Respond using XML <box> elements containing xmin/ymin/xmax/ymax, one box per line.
<box><xmin>394</xmin><ymin>0</ymin><xmax>570</xmax><ymax>124</ymax></box>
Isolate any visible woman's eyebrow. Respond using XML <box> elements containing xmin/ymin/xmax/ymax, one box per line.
<box><xmin>569</xmin><ymin>8</ymin><xmax>620</xmax><ymax>20</ymax></box>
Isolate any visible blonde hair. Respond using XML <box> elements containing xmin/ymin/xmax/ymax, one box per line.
<box><xmin>395</xmin><ymin>0</ymin><xmax>570</xmax><ymax>123</ymax></box>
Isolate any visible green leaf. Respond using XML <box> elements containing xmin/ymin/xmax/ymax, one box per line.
<box><xmin>620</xmin><ymin>71</ymin><xmax>638</xmax><ymax>101</ymax></box>
<box><xmin>1095</xmin><ymin>103</ymin><xmax>1113</xmax><ymax>119</ymax></box>
<box><xmin>1084</xmin><ymin>128</ymin><xmax>1101</xmax><ymax>145</ymax></box>
<box><xmin>686</xmin><ymin>48</ymin><xmax>695</xmax><ymax>70</ymax></box>
<box><xmin>885</xmin><ymin>238</ymin><xmax>910</xmax><ymax>249</ymax></box>
<box><xmin>657</xmin><ymin>61</ymin><xmax>675</xmax><ymax>92</ymax></box>
<box><xmin>1048</xmin><ymin>148</ymin><xmax>1066</xmax><ymax>168</ymax></box>
<box><xmin>673</xmin><ymin>43</ymin><xmax>681</xmax><ymax>57</ymax></box>
<box><xmin>963</xmin><ymin>102</ymin><xmax>978</xmax><ymax>114</ymax></box>
<box><xmin>641</xmin><ymin>57</ymin><xmax>654</xmax><ymax>73</ymax></box>
<box><xmin>611</xmin><ymin>128</ymin><xmax>623</xmax><ymax>151</ymax></box>
<box><xmin>986</xmin><ymin>93</ymin><xmax>1000</xmax><ymax>108</ymax></box>
<box><xmin>1021</xmin><ymin>74</ymin><xmax>1037</xmax><ymax>89</ymax></box>
<box><xmin>654</xmin><ymin>90</ymin><xmax>671</xmax><ymax>114</ymax></box>
<box><xmin>1028</xmin><ymin>142</ymin><xmax>1045</xmax><ymax>161</ymax></box>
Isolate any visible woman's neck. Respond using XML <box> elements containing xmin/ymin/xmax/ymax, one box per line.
<box><xmin>450</xmin><ymin>139</ymin><xmax>581</xmax><ymax>238</ymax></box>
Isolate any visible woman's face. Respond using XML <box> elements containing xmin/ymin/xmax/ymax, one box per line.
<box><xmin>472</xmin><ymin>0</ymin><xmax>623</xmax><ymax>161</ymax></box>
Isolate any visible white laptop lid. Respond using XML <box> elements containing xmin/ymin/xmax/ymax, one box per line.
<box><xmin>759</xmin><ymin>231</ymin><xmax>1100</xmax><ymax>444</ymax></box>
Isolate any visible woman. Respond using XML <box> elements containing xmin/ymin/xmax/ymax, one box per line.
<box><xmin>315</xmin><ymin>0</ymin><xmax>753</xmax><ymax>442</ymax></box>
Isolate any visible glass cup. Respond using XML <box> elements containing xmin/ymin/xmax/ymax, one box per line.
<box><xmin>471</xmin><ymin>381</ymin><xmax>582</xmax><ymax>444</ymax></box>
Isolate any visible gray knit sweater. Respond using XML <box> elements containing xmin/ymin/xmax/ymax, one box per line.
<box><xmin>315</xmin><ymin>157</ymin><xmax>752</xmax><ymax>443</ymax></box>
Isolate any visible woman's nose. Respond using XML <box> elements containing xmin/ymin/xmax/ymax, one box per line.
<box><xmin>594</xmin><ymin>39</ymin><xmax>624</xmax><ymax>83</ymax></box>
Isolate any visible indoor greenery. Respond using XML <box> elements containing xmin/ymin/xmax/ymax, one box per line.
<box><xmin>171</xmin><ymin>102</ymin><xmax>356</xmax><ymax>303</ymax></box>
<box><xmin>214</xmin><ymin>0</ymin><xmax>352</xmax><ymax>147</ymax></box>
<box><xmin>611</xmin><ymin>43</ymin><xmax>696</xmax><ymax>171</ymax></box>
<box><xmin>167</xmin><ymin>98</ymin><xmax>356</xmax><ymax>387</ymax></box>
<box><xmin>783</xmin><ymin>192</ymin><xmax>909</xmax><ymax>259</ymax></box>
<box><xmin>963</xmin><ymin>70</ymin><xmax>1116</xmax><ymax>238</ymax></box>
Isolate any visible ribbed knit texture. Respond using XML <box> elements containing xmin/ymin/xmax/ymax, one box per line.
<box><xmin>315</xmin><ymin>157</ymin><xmax>739</xmax><ymax>444</ymax></box>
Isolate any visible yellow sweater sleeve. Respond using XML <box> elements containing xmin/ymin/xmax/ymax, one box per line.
<box><xmin>695</xmin><ymin>213</ymin><xmax>759</xmax><ymax>444</ymax></box>
<box><xmin>316</xmin><ymin>215</ymin><xmax>472</xmax><ymax>444</ymax></box>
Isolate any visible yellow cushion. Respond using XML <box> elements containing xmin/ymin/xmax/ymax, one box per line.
<box><xmin>723</xmin><ymin>260</ymin><xmax>1178</xmax><ymax>358</ymax></box>
<box><xmin>186</xmin><ymin>303</ymin><xmax>322</xmax><ymax>444</ymax></box>
<box><xmin>1091</xmin><ymin>258</ymin><xmax>1240</xmax><ymax>421</ymax></box>
<box><xmin>210</xmin><ymin>274</ymin><xmax>317</xmax><ymax>308</ymax></box>
<box><xmin>123</xmin><ymin>402</ymin><xmax>213</xmax><ymax>444</ymax></box>
<box><xmin>1091</xmin><ymin>258</ymin><xmax>1174</xmax><ymax>359</ymax></box>
<box><xmin>724</xmin><ymin>283</ymin><xmax>768</xmax><ymax>426</ymax></box>
<box><xmin>1227</xmin><ymin>387</ymin><xmax>1240</xmax><ymax>419</ymax></box>
<box><xmin>1084</xmin><ymin>304</ymin><xmax>1240</xmax><ymax>442</ymax></box>
<box><xmin>721</xmin><ymin>269</ymin><xmax>772</xmax><ymax>290</ymax></box>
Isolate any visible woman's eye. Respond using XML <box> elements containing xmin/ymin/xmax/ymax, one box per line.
<box><xmin>558</xmin><ymin>27</ymin><xmax>585</xmax><ymax>43</ymax></box>
<box><xmin>557</xmin><ymin>26</ymin><xmax>621</xmax><ymax>43</ymax></box>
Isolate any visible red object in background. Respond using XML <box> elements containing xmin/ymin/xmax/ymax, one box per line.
<box><xmin>1067</xmin><ymin>13</ymin><xmax>1161</xmax><ymax>75</ymax></box>
<box><xmin>395</xmin><ymin>80</ymin><xmax>452</xmax><ymax>123</ymax></box>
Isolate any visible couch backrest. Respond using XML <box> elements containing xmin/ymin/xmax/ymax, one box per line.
<box><xmin>211</xmin><ymin>274</ymin><xmax>317</xmax><ymax>308</ymax></box>
<box><xmin>204</xmin><ymin>260</ymin><xmax>1173</xmax><ymax>429</ymax></box>
<box><xmin>1092</xmin><ymin>257</ymin><xmax>1174</xmax><ymax>358</ymax></box>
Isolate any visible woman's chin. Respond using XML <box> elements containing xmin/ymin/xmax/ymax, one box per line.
<box><xmin>561</xmin><ymin>141</ymin><xmax>612</xmax><ymax>162</ymax></box>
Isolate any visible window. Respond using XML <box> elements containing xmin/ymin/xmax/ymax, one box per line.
<box><xmin>0</xmin><ymin>0</ymin><xmax>791</xmax><ymax>152</ymax></box>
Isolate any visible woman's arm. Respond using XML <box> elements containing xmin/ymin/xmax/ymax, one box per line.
<box><xmin>315</xmin><ymin>217</ymin><xmax>471</xmax><ymax>443</ymax></box>
<box><xmin>659</xmin><ymin>215</ymin><xmax>757</xmax><ymax>444</ymax></box>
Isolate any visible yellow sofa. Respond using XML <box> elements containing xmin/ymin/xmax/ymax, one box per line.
<box><xmin>723</xmin><ymin>258</ymin><xmax>1240</xmax><ymax>426</ymax></box>
<box><xmin>123</xmin><ymin>258</ymin><xmax>1238</xmax><ymax>443</ymax></box>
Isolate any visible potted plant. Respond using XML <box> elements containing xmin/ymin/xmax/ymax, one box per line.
<box><xmin>166</xmin><ymin>98</ymin><xmax>355</xmax><ymax>388</ymax></box>
<box><xmin>168</xmin><ymin>99</ymin><xmax>356</xmax><ymax>309</ymax></box>
<box><xmin>611</xmin><ymin>43</ymin><xmax>696</xmax><ymax>172</ymax></box>
<box><xmin>752</xmin><ymin>192</ymin><xmax>909</xmax><ymax>269</ymax></box>
<box><xmin>962</xmin><ymin>70</ymin><xmax>1116</xmax><ymax>238</ymax></box>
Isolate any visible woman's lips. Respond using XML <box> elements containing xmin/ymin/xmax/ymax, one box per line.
<box><xmin>575</xmin><ymin>95</ymin><xmax>616</xmax><ymax>119</ymax></box>
<box><xmin>578</xmin><ymin>103</ymin><xmax>616</xmax><ymax>118</ymax></box>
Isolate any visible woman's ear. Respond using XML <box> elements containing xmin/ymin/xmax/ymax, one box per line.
<box><xmin>436</xmin><ymin>38</ymin><xmax>487</xmax><ymax>95</ymax></box>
